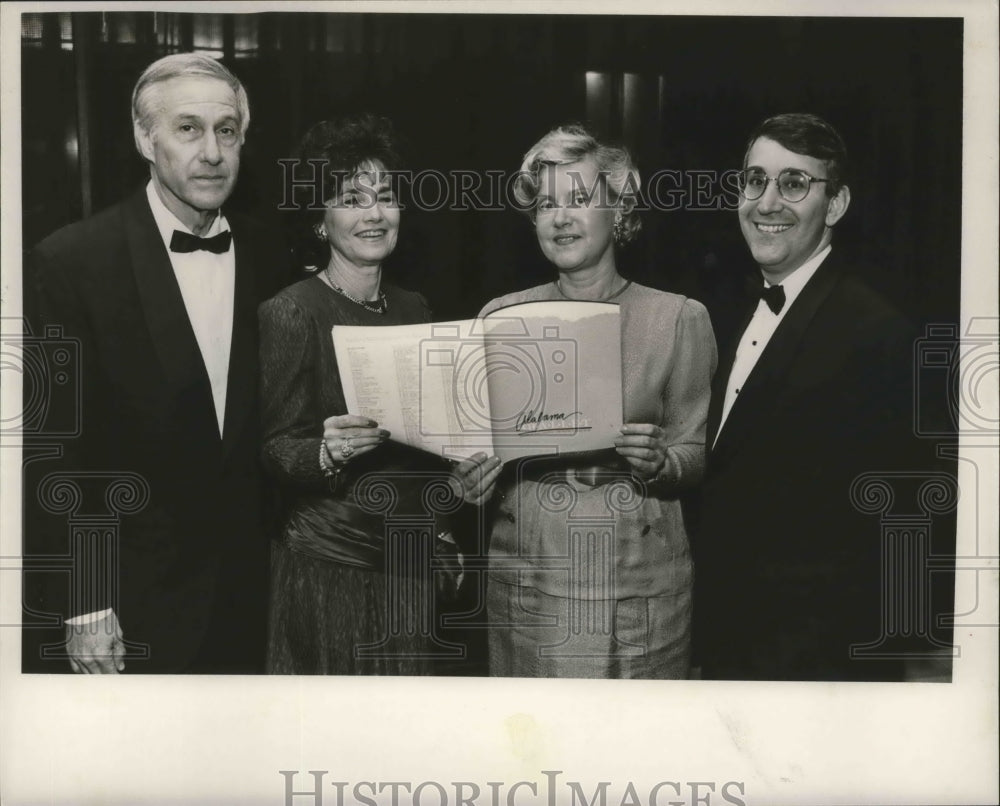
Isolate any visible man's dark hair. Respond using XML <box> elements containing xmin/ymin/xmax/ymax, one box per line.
<box><xmin>743</xmin><ymin>113</ymin><xmax>850</xmax><ymax>197</ymax></box>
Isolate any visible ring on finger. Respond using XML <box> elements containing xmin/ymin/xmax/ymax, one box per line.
<box><xmin>340</xmin><ymin>437</ymin><xmax>355</xmax><ymax>458</ymax></box>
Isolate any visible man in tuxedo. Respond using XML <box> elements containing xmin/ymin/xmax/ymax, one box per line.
<box><xmin>697</xmin><ymin>113</ymin><xmax>917</xmax><ymax>681</ymax></box>
<box><xmin>25</xmin><ymin>53</ymin><xmax>287</xmax><ymax>673</ymax></box>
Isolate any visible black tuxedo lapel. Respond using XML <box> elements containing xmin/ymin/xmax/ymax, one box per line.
<box><xmin>220</xmin><ymin>213</ymin><xmax>259</xmax><ymax>462</ymax></box>
<box><xmin>707</xmin><ymin>289</ymin><xmax>760</xmax><ymax>447</ymax></box>
<box><xmin>710</xmin><ymin>255</ymin><xmax>842</xmax><ymax>464</ymax></box>
<box><xmin>122</xmin><ymin>188</ymin><xmax>222</xmax><ymax>447</ymax></box>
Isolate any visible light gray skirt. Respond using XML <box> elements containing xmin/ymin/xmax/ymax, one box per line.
<box><xmin>487</xmin><ymin>577</ymin><xmax>691</xmax><ymax>679</ymax></box>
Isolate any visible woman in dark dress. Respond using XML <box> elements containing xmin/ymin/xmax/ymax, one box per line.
<box><xmin>260</xmin><ymin>115</ymin><xmax>458</xmax><ymax>674</ymax></box>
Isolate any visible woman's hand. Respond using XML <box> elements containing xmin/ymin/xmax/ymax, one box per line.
<box><xmin>450</xmin><ymin>452</ymin><xmax>503</xmax><ymax>506</ymax></box>
<box><xmin>615</xmin><ymin>423</ymin><xmax>668</xmax><ymax>482</ymax></box>
<box><xmin>322</xmin><ymin>414</ymin><xmax>390</xmax><ymax>464</ymax></box>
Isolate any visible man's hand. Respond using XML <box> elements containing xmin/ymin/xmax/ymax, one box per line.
<box><xmin>66</xmin><ymin>610</ymin><xmax>126</xmax><ymax>674</ymax></box>
<box><xmin>450</xmin><ymin>452</ymin><xmax>502</xmax><ymax>506</ymax></box>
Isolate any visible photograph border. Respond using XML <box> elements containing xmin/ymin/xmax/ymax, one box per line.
<box><xmin>2</xmin><ymin>2</ymin><xmax>997</xmax><ymax>804</ymax></box>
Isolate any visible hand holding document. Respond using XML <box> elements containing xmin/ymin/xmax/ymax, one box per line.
<box><xmin>332</xmin><ymin>300</ymin><xmax>623</xmax><ymax>462</ymax></box>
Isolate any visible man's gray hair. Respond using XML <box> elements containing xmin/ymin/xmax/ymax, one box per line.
<box><xmin>131</xmin><ymin>52</ymin><xmax>249</xmax><ymax>149</ymax></box>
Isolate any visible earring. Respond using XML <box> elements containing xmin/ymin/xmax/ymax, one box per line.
<box><xmin>315</xmin><ymin>225</ymin><xmax>327</xmax><ymax>242</ymax></box>
<box><xmin>612</xmin><ymin>215</ymin><xmax>625</xmax><ymax>245</ymax></box>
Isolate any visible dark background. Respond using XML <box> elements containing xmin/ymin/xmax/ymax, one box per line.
<box><xmin>22</xmin><ymin>11</ymin><xmax>962</xmax><ymax>332</ymax></box>
<box><xmin>20</xmin><ymin>11</ymin><xmax>962</xmax><ymax>675</ymax></box>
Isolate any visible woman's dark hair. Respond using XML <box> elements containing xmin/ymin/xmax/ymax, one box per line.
<box><xmin>287</xmin><ymin>113</ymin><xmax>403</xmax><ymax>269</ymax></box>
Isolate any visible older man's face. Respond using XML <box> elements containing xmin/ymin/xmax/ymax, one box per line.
<box><xmin>137</xmin><ymin>76</ymin><xmax>242</xmax><ymax>232</ymax></box>
<box><xmin>738</xmin><ymin>136</ymin><xmax>847</xmax><ymax>284</ymax></box>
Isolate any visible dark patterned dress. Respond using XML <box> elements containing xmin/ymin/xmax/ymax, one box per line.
<box><xmin>259</xmin><ymin>275</ymin><xmax>453</xmax><ymax>675</ymax></box>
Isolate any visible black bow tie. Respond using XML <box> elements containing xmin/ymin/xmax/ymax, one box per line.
<box><xmin>170</xmin><ymin>229</ymin><xmax>232</xmax><ymax>254</ymax></box>
<box><xmin>760</xmin><ymin>284</ymin><xmax>786</xmax><ymax>314</ymax></box>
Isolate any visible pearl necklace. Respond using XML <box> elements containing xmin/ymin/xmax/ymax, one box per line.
<box><xmin>555</xmin><ymin>277</ymin><xmax>631</xmax><ymax>302</ymax></box>
<box><xmin>323</xmin><ymin>267</ymin><xmax>388</xmax><ymax>314</ymax></box>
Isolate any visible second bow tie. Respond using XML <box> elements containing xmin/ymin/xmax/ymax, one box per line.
<box><xmin>170</xmin><ymin>229</ymin><xmax>232</xmax><ymax>254</ymax></box>
<box><xmin>760</xmin><ymin>284</ymin><xmax>786</xmax><ymax>314</ymax></box>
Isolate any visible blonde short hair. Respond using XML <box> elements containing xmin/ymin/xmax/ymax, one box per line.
<box><xmin>513</xmin><ymin>124</ymin><xmax>642</xmax><ymax>245</ymax></box>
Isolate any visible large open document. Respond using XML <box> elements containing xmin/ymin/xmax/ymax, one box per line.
<box><xmin>332</xmin><ymin>300</ymin><xmax>623</xmax><ymax>461</ymax></box>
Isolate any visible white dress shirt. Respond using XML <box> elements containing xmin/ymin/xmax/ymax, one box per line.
<box><xmin>146</xmin><ymin>181</ymin><xmax>235</xmax><ymax>436</ymax></box>
<box><xmin>714</xmin><ymin>245</ymin><xmax>832</xmax><ymax>446</ymax></box>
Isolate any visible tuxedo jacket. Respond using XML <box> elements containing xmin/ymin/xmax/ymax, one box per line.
<box><xmin>697</xmin><ymin>251</ymin><xmax>918</xmax><ymax>681</ymax></box>
<box><xmin>24</xmin><ymin>188</ymin><xmax>289</xmax><ymax>673</ymax></box>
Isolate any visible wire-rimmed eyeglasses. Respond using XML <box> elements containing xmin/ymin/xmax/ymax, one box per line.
<box><xmin>738</xmin><ymin>168</ymin><xmax>829</xmax><ymax>203</ymax></box>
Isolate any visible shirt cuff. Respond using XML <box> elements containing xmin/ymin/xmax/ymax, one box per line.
<box><xmin>66</xmin><ymin>608</ymin><xmax>113</xmax><ymax>626</ymax></box>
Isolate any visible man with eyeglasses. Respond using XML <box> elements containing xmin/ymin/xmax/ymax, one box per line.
<box><xmin>696</xmin><ymin>113</ymin><xmax>918</xmax><ymax>681</ymax></box>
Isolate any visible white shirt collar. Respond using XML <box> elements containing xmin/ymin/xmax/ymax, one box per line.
<box><xmin>145</xmin><ymin>181</ymin><xmax>227</xmax><ymax>250</ymax></box>
<box><xmin>763</xmin><ymin>244</ymin><xmax>832</xmax><ymax>308</ymax></box>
